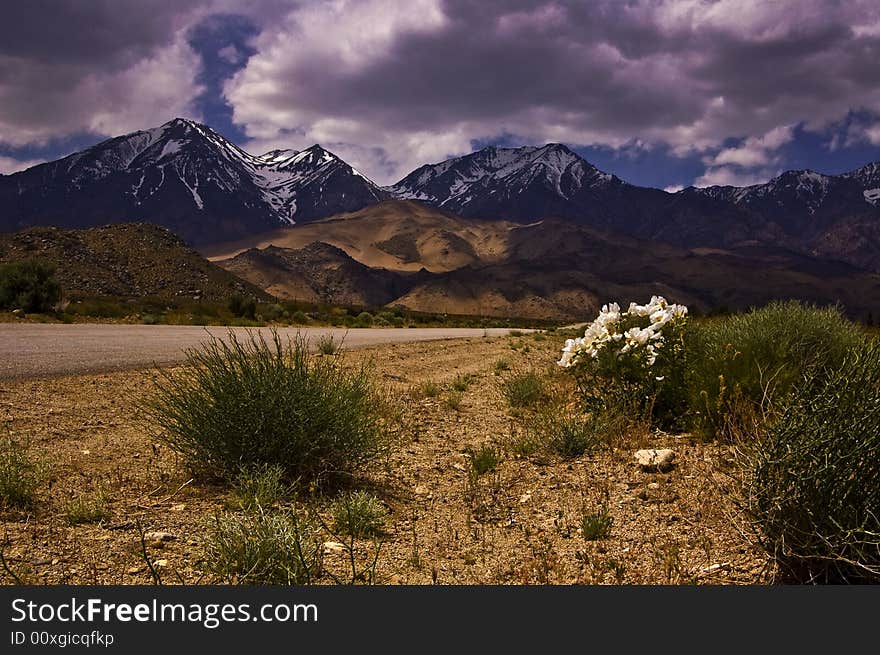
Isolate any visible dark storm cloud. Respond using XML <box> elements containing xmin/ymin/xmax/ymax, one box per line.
<box><xmin>221</xmin><ymin>0</ymin><xmax>880</xmax><ymax>183</ymax></box>
<box><xmin>0</xmin><ymin>0</ymin><xmax>189</xmax><ymax>67</ymax></box>
<box><xmin>3</xmin><ymin>0</ymin><xmax>880</xmax><ymax>185</ymax></box>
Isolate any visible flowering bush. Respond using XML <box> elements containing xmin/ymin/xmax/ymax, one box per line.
<box><xmin>558</xmin><ymin>296</ymin><xmax>688</xmax><ymax>426</ymax></box>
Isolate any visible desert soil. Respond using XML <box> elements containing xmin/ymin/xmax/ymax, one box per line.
<box><xmin>0</xmin><ymin>333</ymin><xmax>765</xmax><ymax>585</ymax></box>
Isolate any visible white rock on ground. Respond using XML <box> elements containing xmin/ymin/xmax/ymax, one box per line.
<box><xmin>634</xmin><ymin>448</ymin><xmax>676</xmax><ymax>472</ymax></box>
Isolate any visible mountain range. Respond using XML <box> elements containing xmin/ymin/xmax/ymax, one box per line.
<box><xmin>1</xmin><ymin>117</ymin><xmax>879</xmax><ymax>319</ymax></box>
<box><xmin>206</xmin><ymin>200</ymin><xmax>880</xmax><ymax>320</ymax></box>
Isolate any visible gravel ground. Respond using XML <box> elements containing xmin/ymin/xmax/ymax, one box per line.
<box><xmin>0</xmin><ymin>333</ymin><xmax>766</xmax><ymax>585</ymax></box>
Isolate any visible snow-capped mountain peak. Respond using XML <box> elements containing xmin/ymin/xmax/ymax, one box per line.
<box><xmin>386</xmin><ymin>142</ymin><xmax>614</xmax><ymax>212</ymax></box>
<box><xmin>0</xmin><ymin>119</ymin><xmax>388</xmax><ymax>243</ymax></box>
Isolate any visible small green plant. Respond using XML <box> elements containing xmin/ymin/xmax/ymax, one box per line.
<box><xmin>452</xmin><ymin>374</ymin><xmax>472</xmax><ymax>392</ymax></box>
<box><xmin>529</xmin><ymin>411</ymin><xmax>601</xmax><ymax>459</ymax></box>
<box><xmin>494</xmin><ymin>358</ymin><xmax>510</xmax><ymax>374</ymax></box>
<box><xmin>316</xmin><ymin>333</ymin><xmax>339</xmax><ymax>355</ymax></box>
<box><xmin>509</xmin><ymin>330</ymin><xmax>524</xmax><ymax>337</ymax></box>
<box><xmin>532</xmin><ymin>332</ymin><xmax>547</xmax><ymax>341</ymax></box>
<box><xmin>202</xmin><ymin>509</ymin><xmax>321</xmax><ymax>584</ymax></box>
<box><xmin>502</xmin><ymin>372</ymin><xmax>545</xmax><ymax>408</ymax></box>
<box><xmin>0</xmin><ymin>438</ymin><xmax>45</xmax><ymax>509</ymax></box>
<box><xmin>232</xmin><ymin>463</ymin><xmax>290</xmax><ymax>510</ymax></box>
<box><xmin>331</xmin><ymin>491</ymin><xmax>388</xmax><ymax>537</ymax></box>
<box><xmin>582</xmin><ymin>507</ymin><xmax>613</xmax><ymax>541</ymax></box>
<box><xmin>467</xmin><ymin>443</ymin><xmax>501</xmax><ymax>475</ymax></box>
<box><xmin>146</xmin><ymin>331</ymin><xmax>389</xmax><ymax>484</ymax></box>
<box><xmin>0</xmin><ymin>260</ymin><xmax>61</xmax><ymax>313</ymax></box>
<box><xmin>290</xmin><ymin>310</ymin><xmax>308</xmax><ymax>324</ymax></box>
<box><xmin>63</xmin><ymin>490</ymin><xmax>110</xmax><ymax>525</ymax></box>
<box><xmin>445</xmin><ymin>390</ymin><xmax>463</xmax><ymax>411</ymax></box>
<box><xmin>421</xmin><ymin>381</ymin><xmax>440</xmax><ymax>398</ymax></box>
<box><xmin>506</xmin><ymin>428</ymin><xmax>542</xmax><ymax>459</ymax></box>
<box><xmin>141</xmin><ymin>313</ymin><xmax>160</xmax><ymax>325</ymax></box>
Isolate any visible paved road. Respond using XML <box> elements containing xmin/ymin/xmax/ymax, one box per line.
<box><xmin>0</xmin><ymin>324</ymin><xmax>524</xmax><ymax>380</ymax></box>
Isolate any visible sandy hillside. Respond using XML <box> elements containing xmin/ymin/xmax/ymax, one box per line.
<box><xmin>202</xmin><ymin>200</ymin><xmax>517</xmax><ymax>273</ymax></box>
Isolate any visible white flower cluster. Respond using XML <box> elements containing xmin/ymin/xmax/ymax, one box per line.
<box><xmin>558</xmin><ymin>296</ymin><xmax>688</xmax><ymax>369</ymax></box>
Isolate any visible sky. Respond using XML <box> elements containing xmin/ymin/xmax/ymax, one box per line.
<box><xmin>1</xmin><ymin>0</ymin><xmax>880</xmax><ymax>190</ymax></box>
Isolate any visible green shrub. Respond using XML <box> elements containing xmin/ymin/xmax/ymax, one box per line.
<box><xmin>290</xmin><ymin>310</ymin><xmax>309</xmax><ymax>324</ymax></box>
<box><xmin>146</xmin><ymin>331</ymin><xmax>389</xmax><ymax>484</ymax></box>
<box><xmin>421</xmin><ymin>381</ymin><xmax>440</xmax><ymax>398</ymax></box>
<box><xmin>355</xmin><ymin>311</ymin><xmax>374</xmax><ymax>326</ymax></box>
<box><xmin>467</xmin><ymin>443</ymin><xmax>501</xmax><ymax>475</ymax></box>
<box><xmin>494</xmin><ymin>358</ymin><xmax>510</xmax><ymax>374</ymax></box>
<box><xmin>582</xmin><ymin>507</ymin><xmax>613</xmax><ymax>541</ymax></box>
<box><xmin>262</xmin><ymin>303</ymin><xmax>285</xmax><ymax>322</ymax></box>
<box><xmin>202</xmin><ymin>509</ymin><xmax>321</xmax><ymax>584</ymax></box>
<box><xmin>529</xmin><ymin>411</ymin><xmax>602</xmax><ymax>459</ymax></box>
<box><xmin>687</xmin><ymin>301</ymin><xmax>862</xmax><ymax>438</ymax></box>
<box><xmin>0</xmin><ymin>260</ymin><xmax>61</xmax><ymax>313</ymax></box>
<box><xmin>452</xmin><ymin>374</ymin><xmax>472</xmax><ymax>392</ymax></box>
<box><xmin>739</xmin><ymin>340</ymin><xmax>880</xmax><ymax>582</ymax></box>
<box><xmin>502</xmin><ymin>372</ymin><xmax>545</xmax><ymax>408</ymax></box>
<box><xmin>445</xmin><ymin>390</ymin><xmax>463</xmax><ymax>411</ymax></box>
<box><xmin>63</xmin><ymin>490</ymin><xmax>110</xmax><ymax>525</ymax></box>
<box><xmin>141</xmin><ymin>313</ymin><xmax>160</xmax><ymax>325</ymax></box>
<box><xmin>227</xmin><ymin>294</ymin><xmax>256</xmax><ymax>320</ymax></box>
<box><xmin>0</xmin><ymin>438</ymin><xmax>45</xmax><ymax>508</ymax></box>
<box><xmin>331</xmin><ymin>491</ymin><xmax>387</xmax><ymax>537</ymax></box>
<box><xmin>232</xmin><ymin>463</ymin><xmax>290</xmax><ymax>510</ymax></box>
<box><xmin>316</xmin><ymin>333</ymin><xmax>338</xmax><ymax>355</ymax></box>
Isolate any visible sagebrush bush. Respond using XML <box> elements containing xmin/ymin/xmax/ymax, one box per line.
<box><xmin>739</xmin><ymin>340</ymin><xmax>880</xmax><ymax>583</ymax></box>
<box><xmin>0</xmin><ymin>438</ymin><xmax>45</xmax><ymax>508</ymax></box>
<box><xmin>202</xmin><ymin>509</ymin><xmax>321</xmax><ymax>584</ymax></box>
<box><xmin>0</xmin><ymin>259</ymin><xmax>61</xmax><ymax>313</ymax></box>
<box><xmin>687</xmin><ymin>301</ymin><xmax>863</xmax><ymax>438</ymax></box>
<box><xmin>331</xmin><ymin>491</ymin><xmax>387</xmax><ymax>537</ymax></box>
<box><xmin>146</xmin><ymin>331</ymin><xmax>389</xmax><ymax>484</ymax></box>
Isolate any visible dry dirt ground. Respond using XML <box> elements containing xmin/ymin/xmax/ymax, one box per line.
<box><xmin>0</xmin><ymin>333</ymin><xmax>766</xmax><ymax>585</ymax></box>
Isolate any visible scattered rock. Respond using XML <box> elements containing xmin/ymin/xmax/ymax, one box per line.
<box><xmin>519</xmin><ymin>491</ymin><xmax>532</xmax><ymax>504</ymax></box>
<box><xmin>153</xmin><ymin>559</ymin><xmax>168</xmax><ymax>567</ymax></box>
<box><xmin>323</xmin><ymin>541</ymin><xmax>346</xmax><ymax>555</ymax></box>
<box><xmin>126</xmin><ymin>566</ymin><xmax>143</xmax><ymax>575</ymax></box>
<box><xmin>634</xmin><ymin>448</ymin><xmax>676</xmax><ymax>472</ymax></box>
<box><xmin>647</xmin><ymin>482</ymin><xmax>660</xmax><ymax>490</ymax></box>
<box><xmin>170</xmin><ymin>503</ymin><xmax>187</xmax><ymax>512</ymax></box>
<box><xmin>698</xmin><ymin>562</ymin><xmax>732</xmax><ymax>576</ymax></box>
<box><xmin>144</xmin><ymin>531</ymin><xmax>176</xmax><ymax>542</ymax></box>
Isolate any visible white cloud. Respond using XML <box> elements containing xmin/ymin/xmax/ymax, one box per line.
<box><xmin>664</xmin><ymin>184</ymin><xmax>684</xmax><ymax>193</ymax></box>
<box><xmin>0</xmin><ymin>155</ymin><xmax>44</xmax><ymax>174</ymax></box>
<box><xmin>706</xmin><ymin>125</ymin><xmax>794</xmax><ymax>168</ymax></box>
<box><xmin>694</xmin><ymin>165</ymin><xmax>777</xmax><ymax>187</ymax></box>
